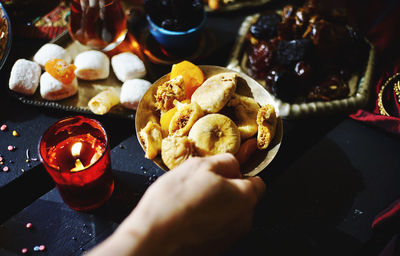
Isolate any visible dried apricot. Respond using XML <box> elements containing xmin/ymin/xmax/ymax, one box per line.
<box><xmin>235</xmin><ymin>138</ymin><xmax>258</xmax><ymax>165</ymax></box>
<box><xmin>170</xmin><ymin>60</ymin><xmax>204</xmax><ymax>99</ymax></box>
<box><xmin>160</xmin><ymin>107</ymin><xmax>177</xmax><ymax>137</ymax></box>
<box><xmin>160</xmin><ymin>99</ymin><xmax>190</xmax><ymax>137</ymax></box>
<box><xmin>45</xmin><ymin>59</ymin><xmax>76</xmax><ymax>84</ymax></box>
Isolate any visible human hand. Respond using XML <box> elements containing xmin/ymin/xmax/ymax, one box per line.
<box><xmin>88</xmin><ymin>153</ymin><xmax>266</xmax><ymax>256</ymax></box>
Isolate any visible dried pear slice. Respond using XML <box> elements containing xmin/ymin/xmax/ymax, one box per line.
<box><xmin>161</xmin><ymin>136</ymin><xmax>194</xmax><ymax>170</ymax></box>
<box><xmin>227</xmin><ymin>94</ymin><xmax>260</xmax><ymax>140</ymax></box>
<box><xmin>191</xmin><ymin>72</ymin><xmax>237</xmax><ymax>113</ymax></box>
<box><xmin>155</xmin><ymin>75</ymin><xmax>186</xmax><ymax>112</ymax></box>
<box><xmin>256</xmin><ymin>105</ymin><xmax>277</xmax><ymax>150</ymax></box>
<box><xmin>169</xmin><ymin>101</ymin><xmax>204</xmax><ymax>137</ymax></box>
<box><xmin>188</xmin><ymin>114</ymin><xmax>241</xmax><ymax>156</ymax></box>
<box><xmin>139</xmin><ymin>121</ymin><xmax>163</xmax><ymax>159</ymax></box>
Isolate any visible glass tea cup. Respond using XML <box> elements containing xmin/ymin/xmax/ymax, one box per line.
<box><xmin>68</xmin><ymin>0</ymin><xmax>128</xmax><ymax>51</ymax></box>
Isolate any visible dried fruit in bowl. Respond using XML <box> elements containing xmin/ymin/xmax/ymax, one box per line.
<box><xmin>188</xmin><ymin>114</ymin><xmax>241</xmax><ymax>156</ymax></box>
<box><xmin>139</xmin><ymin>121</ymin><xmax>163</xmax><ymax>160</ymax></box>
<box><xmin>191</xmin><ymin>72</ymin><xmax>237</xmax><ymax>113</ymax></box>
<box><xmin>160</xmin><ymin>99</ymin><xmax>191</xmax><ymax>136</ymax></box>
<box><xmin>256</xmin><ymin>104</ymin><xmax>277</xmax><ymax>150</ymax></box>
<box><xmin>161</xmin><ymin>136</ymin><xmax>194</xmax><ymax>169</ymax></box>
<box><xmin>169</xmin><ymin>101</ymin><xmax>204</xmax><ymax>137</ymax></box>
<box><xmin>140</xmin><ymin>67</ymin><xmax>278</xmax><ymax>171</ymax></box>
<box><xmin>235</xmin><ymin>138</ymin><xmax>258</xmax><ymax>165</ymax></box>
<box><xmin>170</xmin><ymin>60</ymin><xmax>205</xmax><ymax>99</ymax></box>
<box><xmin>227</xmin><ymin>94</ymin><xmax>260</xmax><ymax>140</ymax></box>
<box><xmin>144</xmin><ymin>0</ymin><xmax>204</xmax><ymax>31</ymax></box>
<box><xmin>155</xmin><ymin>75</ymin><xmax>186</xmax><ymax>112</ymax></box>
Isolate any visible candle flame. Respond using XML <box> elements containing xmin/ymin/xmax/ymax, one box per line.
<box><xmin>71</xmin><ymin>159</ymin><xmax>85</xmax><ymax>172</ymax></box>
<box><xmin>71</xmin><ymin>142</ymin><xmax>85</xmax><ymax>172</ymax></box>
<box><xmin>71</xmin><ymin>142</ymin><xmax>82</xmax><ymax>158</ymax></box>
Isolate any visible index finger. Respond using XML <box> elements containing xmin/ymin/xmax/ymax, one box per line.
<box><xmin>206</xmin><ymin>153</ymin><xmax>241</xmax><ymax>179</ymax></box>
<box><xmin>230</xmin><ymin>176</ymin><xmax>266</xmax><ymax>203</ymax></box>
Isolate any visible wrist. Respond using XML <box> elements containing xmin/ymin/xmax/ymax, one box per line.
<box><xmin>115</xmin><ymin>211</ymin><xmax>181</xmax><ymax>256</ymax></box>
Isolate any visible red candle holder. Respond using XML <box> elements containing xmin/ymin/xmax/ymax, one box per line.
<box><xmin>38</xmin><ymin>116</ymin><xmax>114</xmax><ymax>211</ymax></box>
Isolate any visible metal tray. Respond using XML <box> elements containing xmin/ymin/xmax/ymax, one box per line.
<box><xmin>227</xmin><ymin>14</ymin><xmax>375</xmax><ymax>119</ymax></box>
<box><xmin>10</xmin><ymin>31</ymin><xmax>142</xmax><ymax>120</ymax></box>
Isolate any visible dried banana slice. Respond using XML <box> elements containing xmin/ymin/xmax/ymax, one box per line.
<box><xmin>188</xmin><ymin>114</ymin><xmax>241</xmax><ymax>156</ymax></box>
<box><xmin>227</xmin><ymin>94</ymin><xmax>260</xmax><ymax>140</ymax></box>
<box><xmin>161</xmin><ymin>136</ymin><xmax>194</xmax><ymax>170</ymax></box>
<box><xmin>155</xmin><ymin>75</ymin><xmax>186</xmax><ymax>112</ymax></box>
<box><xmin>88</xmin><ymin>88</ymin><xmax>120</xmax><ymax>115</ymax></box>
<box><xmin>256</xmin><ymin>105</ymin><xmax>277</xmax><ymax>150</ymax></box>
<box><xmin>139</xmin><ymin>121</ymin><xmax>163</xmax><ymax>159</ymax></box>
<box><xmin>169</xmin><ymin>101</ymin><xmax>204</xmax><ymax>136</ymax></box>
<box><xmin>191</xmin><ymin>72</ymin><xmax>237</xmax><ymax>113</ymax></box>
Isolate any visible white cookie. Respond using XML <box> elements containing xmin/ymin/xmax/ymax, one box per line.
<box><xmin>111</xmin><ymin>52</ymin><xmax>146</xmax><ymax>82</ymax></box>
<box><xmin>33</xmin><ymin>43</ymin><xmax>71</xmax><ymax>68</ymax></box>
<box><xmin>120</xmin><ymin>79</ymin><xmax>151</xmax><ymax>110</ymax></box>
<box><xmin>9</xmin><ymin>59</ymin><xmax>41</xmax><ymax>95</ymax></box>
<box><xmin>74</xmin><ymin>50</ymin><xmax>110</xmax><ymax>80</ymax></box>
<box><xmin>40</xmin><ymin>72</ymin><xmax>78</xmax><ymax>101</ymax></box>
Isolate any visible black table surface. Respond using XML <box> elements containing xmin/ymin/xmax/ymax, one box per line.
<box><xmin>1</xmin><ymin>3</ymin><xmax>400</xmax><ymax>256</ymax></box>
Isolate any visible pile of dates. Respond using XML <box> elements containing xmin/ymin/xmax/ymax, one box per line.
<box><xmin>247</xmin><ymin>0</ymin><xmax>369</xmax><ymax>102</ymax></box>
<box><xmin>144</xmin><ymin>0</ymin><xmax>203</xmax><ymax>31</ymax></box>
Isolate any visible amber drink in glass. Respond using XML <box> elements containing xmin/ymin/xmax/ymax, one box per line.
<box><xmin>68</xmin><ymin>0</ymin><xmax>127</xmax><ymax>51</ymax></box>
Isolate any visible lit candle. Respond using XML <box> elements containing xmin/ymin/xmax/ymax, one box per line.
<box><xmin>71</xmin><ymin>142</ymin><xmax>85</xmax><ymax>172</ymax></box>
<box><xmin>39</xmin><ymin>116</ymin><xmax>114</xmax><ymax>211</ymax></box>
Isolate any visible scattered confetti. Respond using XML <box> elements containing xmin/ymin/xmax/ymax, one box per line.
<box><xmin>72</xmin><ymin>236</ymin><xmax>76</xmax><ymax>240</ymax></box>
<box><xmin>140</xmin><ymin>166</ymin><xmax>144</xmax><ymax>170</ymax></box>
<box><xmin>27</xmin><ymin>164</ymin><xmax>31</xmax><ymax>167</ymax></box>
<box><xmin>8</xmin><ymin>145</ymin><xmax>15</xmax><ymax>151</ymax></box>
<box><xmin>21</xmin><ymin>248</ymin><xmax>28</xmax><ymax>254</ymax></box>
<box><xmin>21</xmin><ymin>169</ymin><xmax>25</xmax><ymax>173</ymax></box>
<box><xmin>12</xmin><ymin>130</ymin><xmax>19</xmax><ymax>137</ymax></box>
<box><xmin>9</xmin><ymin>160</ymin><xmax>14</xmax><ymax>163</ymax></box>
<box><xmin>0</xmin><ymin>162</ymin><xmax>3</xmax><ymax>165</ymax></box>
<box><xmin>0</xmin><ymin>124</ymin><xmax>7</xmax><ymax>131</ymax></box>
<box><xmin>39</xmin><ymin>245</ymin><xmax>46</xmax><ymax>251</ymax></box>
<box><xmin>3</xmin><ymin>166</ymin><xmax>9</xmax><ymax>172</ymax></box>
<box><xmin>26</xmin><ymin>149</ymin><xmax>30</xmax><ymax>162</ymax></box>
<box><xmin>33</xmin><ymin>246</ymin><xmax>40</xmax><ymax>252</ymax></box>
<box><xmin>353</xmin><ymin>209</ymin><xmax>364</xmax><ymax>217</ymax></box>
<box><xmin>148</xmin><ymin>174</ymin><xmax>158</xmax><ymax>184</ymax></box>
<box><xmin>0</xmin><ymin>156</ymin><xmax>3</xmax><ymax>162</ymax></box>
<box><xmin>26</xmin><ymin>223</ymin><xmax>33</xmax><ymax>229</ymax></box>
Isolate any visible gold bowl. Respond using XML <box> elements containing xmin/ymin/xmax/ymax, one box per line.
<box><xmin>135</xmin><ymin>65</ymin><xmax>283</xmax><ymax>177</ymax></box>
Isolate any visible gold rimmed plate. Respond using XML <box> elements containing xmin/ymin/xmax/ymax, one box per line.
<box><xmin>135</xmin><ymin>65</ymin><xmax>283</xmax><ymax>177</ymax></box>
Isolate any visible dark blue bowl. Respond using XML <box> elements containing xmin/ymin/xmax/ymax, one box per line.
<box><xmin>146</xmin><ymin>11</ymin><xmax>206</xmax><ymax>54</ymax></box>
